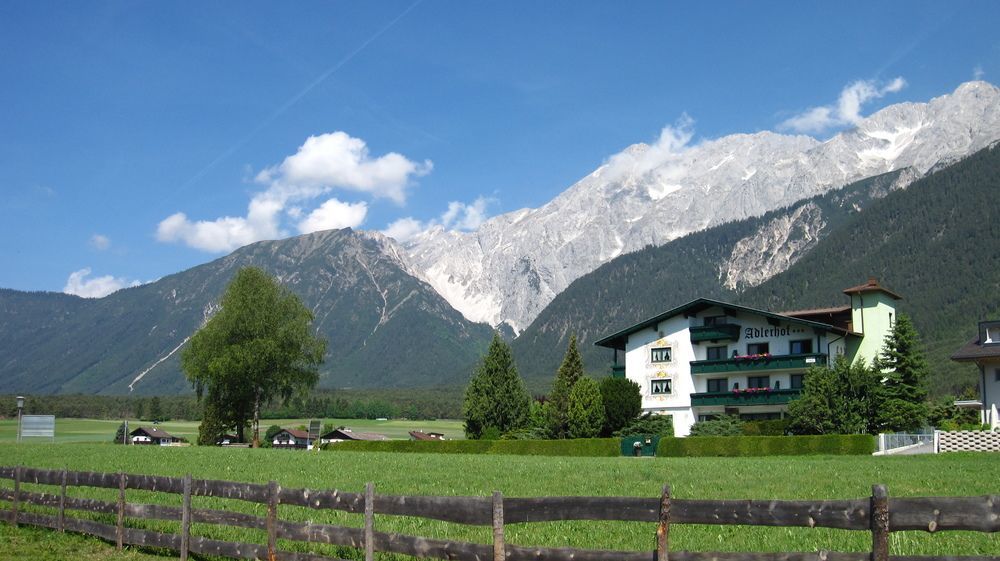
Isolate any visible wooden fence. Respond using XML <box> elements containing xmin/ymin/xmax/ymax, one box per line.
<box><xmin>1</xmin><ymin>465</ymin><xmax>998</xmax><ymax>561</ymax></box>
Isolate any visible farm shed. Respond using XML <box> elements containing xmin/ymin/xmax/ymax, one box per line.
<box><xmin>320</xmin><ymin>428</ymin><xmax>388</xmax><ymax>444</ymax></box>
<box><xmin>129</xmin><ymin>426</ymin><xmax>181</xmax><ymax>446</ymax></box>
<box><xmin>409</xmin><ymin>430</ymin><xmax>446</xmax><ymax>441</ymax></box>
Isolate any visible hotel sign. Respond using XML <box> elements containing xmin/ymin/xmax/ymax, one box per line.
<box><xmin>744</xmin><ymin>325</ymin><xmax>807</xmax><ymax>340</ymax></box>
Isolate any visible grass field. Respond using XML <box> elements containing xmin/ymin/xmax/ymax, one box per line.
<box><xmin>0</xmin><ymin>417</ymin><xmax>466</xmax><ymax>444</ymax></box>
<box><xmin>0</xmin><ymin>443</ymin><xmax>997</xmax><ymax>560</ymax></box>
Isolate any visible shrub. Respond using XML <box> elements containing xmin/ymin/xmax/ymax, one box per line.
<box><xmin>599</xmin><ymin>377</ymin><xmax>642</xmax><ymax>436</ymax></box>
<box><xmin>689</xmin><ymin>415</ymin><xmax>743</xmax><ymax>436</ymax></box>
<box><xmin>614</xmin><ymin>413</ymin><xmax>673</xmax><ymax>437</ymax></box>
<box><xmin>742</xmin><ymin>419</ymin><xmax>790</xmax><ymax>436</ymax></box>
<box><xmin>657</xmin><ymin>434</ymin><xmax>875</xmax><ymax>457</ymax></box>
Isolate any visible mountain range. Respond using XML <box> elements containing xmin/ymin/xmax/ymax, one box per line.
<box><xmin>1</xmin><ymin>81</ymin><xmax>998</xmax><ymax>396</ymax></box>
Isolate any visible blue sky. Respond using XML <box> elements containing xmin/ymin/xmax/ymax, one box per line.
<box><xmin>1</xmin><ymin>1</ymin><xmax>998</xmax><ymax>296</ymax></box>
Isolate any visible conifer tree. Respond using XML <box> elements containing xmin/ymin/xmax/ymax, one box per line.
<box><xmin>567</xmin><ymin>377</ymin><xmax>605</xmax><ymax>438</ymax></box>
<box><xmin>874</xmin><ymin>314</ymin><xmax>930</xmax><ymax>432</ymax></box>
<box><xmin>599</xmin><ymin>376</ymin><xmax>642</xmax><ymax>436</ymax></box>
<box><xmin>462</xmin><ymin>333</ymin><xmax>531</xmax><ymax>439</ymax></box>
<box><xmin>547</xmin><ymin>334</ymin><xmax>585</xmax><ymax>438</ymax></box>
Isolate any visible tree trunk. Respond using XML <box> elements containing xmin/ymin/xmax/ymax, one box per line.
<box><xmin>252</xmin><ymin>393</ymin><xmax>262</xmax><ymax>448</ymax></box>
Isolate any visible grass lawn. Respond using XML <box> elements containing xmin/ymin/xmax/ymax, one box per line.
<box><xmin>0</xmin><ymin>417</ymin><xmax>466</xmax><ymax>444</ymax></box>
<box><xmin>0</xmin><ymin>443</ymin><xmax>997</xmax><ymax>560</ymax></box>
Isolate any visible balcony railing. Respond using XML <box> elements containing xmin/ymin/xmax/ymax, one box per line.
<box><xmin>690</xmin><ymin>353</ymin><xmax>827</xmax><ymax>374</ymax></box>
<box><xmin>689</xmin><ymin>323</ymin><xmax>741</xmax><ymax>343</ymax></box>
<box><xmin>690</xmin><ymin>388</ymin><xmax>802</xmax><ymax>406</ymax></box>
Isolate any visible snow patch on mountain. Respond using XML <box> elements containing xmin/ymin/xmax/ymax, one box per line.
<box><xmin>400</xmin><ymin>81</ymin><xmax>1000</xmax><ymax>332</ymax></box>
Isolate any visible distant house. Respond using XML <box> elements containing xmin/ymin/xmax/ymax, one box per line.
<box><xmin>216</xmin><ymin>434</ymin><xmax>240</xmax><ymax>446</ymax></box>
<box><xmin>409</xmin><ymin>431</ymin><xmax>446</xmax><ymax>441</ymax></box>
<box><xmin>272</xmin><ymin>428</ymin><xmax>310</xmax><ymax>449</ymax></box>
<box><xmin>320</xmin><ymin>427</ymin><xmax>389</xmax><ymax>444</ymax></box>
<box><xmin>950</xmin><ymin>320</ymin><xmax>1000</xmax><ymax>430</ymax></box>
<box><xmin>130</xmin><ymin>426</ymin><xmax>181</xmax><ymax>446</ymax></box>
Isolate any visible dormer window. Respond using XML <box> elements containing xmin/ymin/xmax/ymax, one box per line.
<box><xmin>986</xmin><ymin>326</ymin><xmax>1000</xmax><ymax>345</ymax></box>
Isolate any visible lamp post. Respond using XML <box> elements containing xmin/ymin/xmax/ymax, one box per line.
<box><xmin>16</xmin><ymin>395</ymin><xmax>25</xmax><ymax>443</ymax></box>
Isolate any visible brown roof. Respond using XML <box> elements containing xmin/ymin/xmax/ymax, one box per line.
<box><xmin>781</xmin><ymin>305</ymin><xmax>852</xmax><ymax>316</ymax></box>
<box><xmin>130</xmin><ymin>426</ymin><xmax>176</xmax><ymax>439</ymax></box>
<box><xmin>321</xmin><ymin>428</ymin><xmax>388</xmax><ymax>441</ymax></box>
<box><xmin>951</xmin><ymin>337</ymin><xmax>1000</xmax><ymax>362</ymax></box>
<box><xmin>278</xmin><ymin>428</ymin><xmax>310</xmax><ymax>439</ymax></box>
<box><xmin>842</xmin><ymin>277</ymin><xmax>902</xmax><ymax>300</ymax></box>
<box><xmin>409</xmin><ymin>431</ymin><xmax>445</xmax><ymax>441</ymax></box>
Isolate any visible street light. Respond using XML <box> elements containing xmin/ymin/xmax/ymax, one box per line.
<box><xmin>16</xmin><ymin>396</ymin><xmax>25</xmax><ymax>443</ymax></box>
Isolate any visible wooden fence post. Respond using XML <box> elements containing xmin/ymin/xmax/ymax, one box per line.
<box><xmin>871</xmin><ymin>484</ymin><xmax>889</xmax><ymax>561</ymax></box>
<box><xmin>116</xmin><ymin>472</ymin><xmax>126</xmax><ymax>550</ymax></box>
<box><xmin>180</xmin><ymin>474</ymin><xmax>192</xmax><ymax>561</ymax></box>
<box><xmin>492</xmin><ymin>491</ymin><xmax>505</xmax><ymax>561</ymax></box>
<box><xmin>58</xmin><ymin>469</ymin><xmax>67</xmax><ymax>532</ymax></box>
<box><xmin>11</xmin><ymin>465</ymin><xmax>21</xmax><ymax>527</ymax></box>
<box><xmin>657</xmin><ymin>484</ymin><xmax>671</xmax><ymax>561</ymax></box>
<box><xmin>267</xmin><ymin>480</ymin><xmax>279</xmax><ymax>561</ymax></box>
<box><xmin>364</xmin><ymin>482</ymin><xmax>375</xmax><ymax>561</ymax></box>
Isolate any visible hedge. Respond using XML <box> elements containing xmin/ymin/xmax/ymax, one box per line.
<box><xmin>322</xmin><ymin>438</ymin><xmax>621</xmax><ymax>457</ymax></box>
<box><xmin>657</xmin><ymin>434</ymin><xmax>876</xmax><ymax>457</ymax></box>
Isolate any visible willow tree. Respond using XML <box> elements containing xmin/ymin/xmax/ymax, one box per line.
<box><xmin>182</xmin><ymin>267</ymin><xmax>326</xmax><ymax>447</ymax></box>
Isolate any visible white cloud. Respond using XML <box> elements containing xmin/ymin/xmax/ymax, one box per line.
<box><xmin>63</xmin><ymin>268</ymin><xmax>141</xmax><ymax>298</ymax></box>
<box><xmin>297</xmin><ymin>198</ymin><xmax>368</xmax><ymax>234</ymax></box>
<box><xmin>89</xmin><ymin>234</ymin><xmax>111</xmax><ymax>251</ymax></box>
<box><xmin>157</xmin><ymin>131</ymin><xmax>431</xmax><ymax>253</ymax></box>
<box><xmin>779</xmin><ymin>77</ymin><xmax>907</xmax><ymax>135</ymax></box>
<box><xmin>381</xmin><ymin>197</ymin><xmax>494</xmax><ymax>243</ymax></box>
<box><xmin>603</xmin><ymin>115</ymin><xmax>696</xmax><ymax>183</ymax></box>
<box><xmin>974</xmin><ymin>65</ymin><xmax>985</xmax><ymax>80</ymax></box>
<box><xmin>256</xmin><ymin>132</ymin><xmax>432</xmax><ymax>205</ymax></box>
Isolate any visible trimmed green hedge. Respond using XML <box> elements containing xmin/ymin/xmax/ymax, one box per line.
<box><xmin>322</xmin><ymin>438</ymin><xmax>621</xmax><ymax>457</ymax></box>
<box><xmin>657</xmin><ymin>434</ymin><xmax>875</xmax><ymax>457</ymax></box>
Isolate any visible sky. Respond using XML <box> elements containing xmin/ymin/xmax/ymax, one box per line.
<box><xmin>1</xmin><ymin>1</ymin><xmax>998</xmax><ymax>296</ymax></box>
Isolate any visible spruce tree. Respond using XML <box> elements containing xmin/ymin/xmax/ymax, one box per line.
<box><xmin>547</xmin><ymin>334</ymin><xmax>585</xmax><ymax>438</ymax></box>
<box><xmin>873</xmin><ymin>314</ymin><xmax>930</xmax><ymax>432</ymax></box>
<box><xmin>567</xmin><ymin>377</ymin><xmax>605</xmax><ymax>438</ymax></box>
<box><xmin>599</xmin><ymin>377</ymin><xmax>642</xmax><ymax>436</ymax></box>
<box><xmin>462</xmin><ymin>333</ymin><xmax>531</xmax><ymax>439</ymax></box>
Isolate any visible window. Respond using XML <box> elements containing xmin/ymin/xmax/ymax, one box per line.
<box><xmin>790</xmin><ymin>339</ymin><xmax>812</xmax><ymax>354</ymax></box>
<box><xmin>995</xmin><ymin>368</ymin><xmax>1000</xmax><ymax>382</ymax></box>
<box><xmin>651</xmin><ymin>347</ymin><xmax>672</xmax><ymax>363</ymax></box>
<box><xmin>747</xmin><ymin>342</ymin><xmax>769</xmax><ymax>355</ymax></box>
<box><xmin>651</xmin><ymin>379</ymin><xmax>672</xmax><ymax>395</ymax></box>
<box><xmin>707</xmin><ymin>378</ymin><xmax>728</xmax><ymax>393</ymax></box>
<box><xmin>706</xmin><ymin>346</ymin><xmax>727</xmax><ymax>360</ymax></box>
<box><xmin>703</xmin><ymin>315</ymin><xmax>726</xmax><ymax>326</ymax></box>
<box><xmin>698</xmin><ymin>414</ymin><xmax>719</xmax><ymax>422</ymax></box>
<box><xmin>791</xmin><ymin>374</ymin><xmax>804</xmax><ymax>389</ymax></box>
<box><xmin>748</xmin><ymin>376</ymin><xmax>770</xmax><ymax>389</ymax></box>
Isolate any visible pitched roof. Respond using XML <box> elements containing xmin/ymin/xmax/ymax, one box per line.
<box><xmin>277</xmin><ymin>428</ymin><xmax>310</xmax><ymax>439</ymax></box>
<box><xmin>321</xmin><ymin>428</ymin><xmax>388</xmax><ymax>441</ymax></box>
<box><xmin>593</xmin><ymin>298</ymin><xmax>849</xmax><ymax>351</ymax></box>
<box><xmin>951</xmin><ymin>339</ymin><xmax>1000</xmax><ymax>361</ymax></box>
<box><xmin>842</xmin><ymin>277</ymin><xmax>902</xmax><ymax>300</ymax></box>
<box><xmin>409</xmin><ymin>430</ymin><xmax>445</xmax><ymax>441</ymax></box>
<box><xmin>129</xmin><ymin>426</ymin><xmax>176</xmax><ymax>439</ymax></box>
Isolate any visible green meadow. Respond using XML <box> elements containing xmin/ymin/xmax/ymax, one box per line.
<box><xmin>0</xmin><ymin>417</ymin><xmax>466</xmax><ymax>444</ymax></box>
<box><xmin>0</xmin><ymin>443</ymin><xmax>997</xmax><ymax>560</ymax></box>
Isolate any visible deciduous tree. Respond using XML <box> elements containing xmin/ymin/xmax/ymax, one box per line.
<box><xmin>182</xmin><ymin>267</ymin><xmax>326</xmax><ymax>447</ymax></box>
<box><xmin>788</xmin><ymin>356</ymin><xmax>882</xmax><ymax>435</ymax></box>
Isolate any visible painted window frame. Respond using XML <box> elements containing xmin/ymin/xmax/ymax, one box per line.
<box><xmin>650</xmin><ymin>347</ymin><xmax>672</xmax><ymax>363</ymax></box>
<box><xmin>650</xmin><ymin>378</ymin><xmax>672</xmax><ymax>395</ymax></box>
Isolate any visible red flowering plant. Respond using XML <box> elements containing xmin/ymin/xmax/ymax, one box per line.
<box><xmin>731</xmin><ymin>386</ymin><xmax>773</xmax><ymax>395</ymax></box>
<box><xmin>732</xmin><ymin>353</ymin><xmax>772</xmax><ymax>361</ymax></box>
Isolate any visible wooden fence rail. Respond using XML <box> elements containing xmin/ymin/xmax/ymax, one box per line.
<box><xmin>1</xmin><ymin>466</ymin><xmax>997</xmax><ymax>561</ymax></box>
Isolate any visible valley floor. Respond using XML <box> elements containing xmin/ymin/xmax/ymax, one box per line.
<box><xmin>0</xmin><ymin>444</ymin><xmax>997</xmax><ymax>559</ymax></box>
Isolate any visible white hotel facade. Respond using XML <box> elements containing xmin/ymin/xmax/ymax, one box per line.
<box><xmin>594</xmin><ymin>278</ymin><xmax>900</xmax><ymax>437</ymax></box>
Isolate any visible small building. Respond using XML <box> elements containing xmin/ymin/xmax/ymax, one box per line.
<box><xmin>594</xmin><ymin>278</ymin><xmax>899</xmax><ymax>437</ymax></box>
<box><xmin>320</xmin><ymin>427</ymin><xmax>389</xmax><ymax>444</ymax></box>
<box><xmin>272</xmin><ymin>428</ymin><xmax>310</xmax><ymax>449</ymax></box>
<box><xmin>216</xmin><ymin>433</ymin><xmax>240</xmax><ymax>446</ymax></box>
<box><xmin>409</xmin><ymin>430</ymin><xmax>446</xmax><ymax>441</ymax></box>
<box><xmin>130</xmin><ymin>426</ymin><xmax>181</xmax><ymax>446</ymax></box>
<box><xmin>950</xmin><ymin>320</ymin><xmax>1000</xmax><ymax>430</ymax></box>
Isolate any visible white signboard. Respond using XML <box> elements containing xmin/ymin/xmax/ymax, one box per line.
<box><xmin>21</xmin><ymin>415</ymin><xmax>56</xmax><ymax>440</ymax></box>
